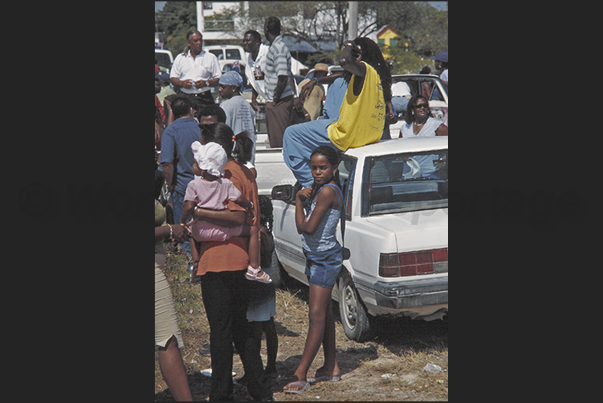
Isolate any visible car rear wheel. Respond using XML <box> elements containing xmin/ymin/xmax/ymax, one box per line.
<box><xmin>338</xmin><ymin>271</ymin><xmax>373</xmax><ymax>342</ymax></box>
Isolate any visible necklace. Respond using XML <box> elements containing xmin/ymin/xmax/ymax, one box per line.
<box><xmin>414</xmin><ymin>119</ymin><xmax>426</xmax><ymax>126</ymax></box>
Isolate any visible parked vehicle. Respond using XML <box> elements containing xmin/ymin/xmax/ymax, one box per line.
<box><xmin>203</xmin><ymin>44</ymin><xmax>246</xmax><ymax>73</ymax></box>
<box><xmin>155</xmin><ymin>49</ymin><xmax>174</xmax><ymax>74</ymax></box>
<box><xmin>269</xmin><ymin>137</ymin><xmax>448</xmax><ymax>342</ymax></box>
<box><xmin>389</xmin><ymin>74</ymin><xmax>448</xmax><ymax>134</ymax></box>
<box><xmin>252</xmin><ymin>73</ymin><xmax>448</xmax><ymax>196</ymax></box>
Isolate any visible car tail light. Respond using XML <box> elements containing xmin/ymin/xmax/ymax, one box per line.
<box><xmin>379</xmin><ymin>248</ymin><xmax>447</xmax><ymax>277</ymax></box>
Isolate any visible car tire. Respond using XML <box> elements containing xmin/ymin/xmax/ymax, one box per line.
<box><xmin>338</xmin><ymin>271</ymin><xmax>373</xmax><ymax>342</ymax></box>
<box><xmin>267</xmin><ymin>249</ymin><xmax>285</xmax><ymax>288</ymax></box>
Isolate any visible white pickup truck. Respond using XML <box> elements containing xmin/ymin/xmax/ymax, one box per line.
<box><xmin>264</xmin><ymin>137</ymin><xmax>448</xmax><ymax>342</ymax></box>
<box><xmin>253</xmin><ymin>73</ymin><xmax>447</xmax><ymax>195</ymax></box>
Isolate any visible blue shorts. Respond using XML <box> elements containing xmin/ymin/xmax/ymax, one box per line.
<box><xmin>303</xmin><ymin>244</ymin><xmax>343</xmax><ymax>289</ymax></box>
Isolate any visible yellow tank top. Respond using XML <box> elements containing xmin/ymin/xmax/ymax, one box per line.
<box><xmin>328</xmin><ymin>62</ymin><xmax>385</xmax><ymax>151</ymax></box>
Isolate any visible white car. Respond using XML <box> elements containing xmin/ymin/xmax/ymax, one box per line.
<box><xmin>155</xmin><ymin>49</ymin><xmax>174</xmax><ymax>74</ymax></box>
<box><xmin>269</xmin><ymin>136</ymin><xmax>448</xmax><ymax>342</ymax></box>
<box><xmin>203</xmin><ymin>44</ymin><xmax>246</xmax><ymax>73</ymax></box>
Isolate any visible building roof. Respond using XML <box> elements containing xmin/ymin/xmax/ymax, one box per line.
<box><xmin>376</xmin><ymin>24</ymin><xmax>401</xmax><ymax>38</ymax></box>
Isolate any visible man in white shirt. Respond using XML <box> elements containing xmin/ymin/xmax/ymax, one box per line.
<box><xmin>243</xmin><ymin>30</ymin><xmax>270</xmax><ymax>112</ymax></box>
<box><xmin>170</xmin><ymin>29</ymin><xmax>222</xmax><ymax>109</ymax></box>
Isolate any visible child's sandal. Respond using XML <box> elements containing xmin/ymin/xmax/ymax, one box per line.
<box><xmin>245</xmin><ymin>266</ymin><xmax>272</xmax><ymax>284</ymax></box>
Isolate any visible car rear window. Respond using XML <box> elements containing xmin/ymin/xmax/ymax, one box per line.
<box><xmin>365</xmin><ymin>149</ymin><xmax>448</xmax><ymax>215</ymax></box>
<box><xmin>225</xmin><ymin>48</ymin><xmax>241</xmax><ymax>60</ymax></box>
<box><xmin>208</xmin><ymin>49</ymin><xmax>223</xmax><ymax>60</ymax></box>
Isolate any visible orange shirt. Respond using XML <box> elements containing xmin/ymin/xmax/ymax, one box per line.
<box><xmin>196</xmin><ymin>160</ymin><xmax>260</xmax><ymax>275</ymax></box>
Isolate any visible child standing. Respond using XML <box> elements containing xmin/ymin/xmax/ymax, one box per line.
<box><xmin>180</xmin><ymin>141</ymin><xmax>271</xmax><ymax>284</ymax></box>
<box><xmin>283</xmin><ymin>145</ymin><xmax>343</xmax><ymax>394</ymax></box>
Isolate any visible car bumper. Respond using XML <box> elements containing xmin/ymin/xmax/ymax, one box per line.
<box><xmin>358</xmin><ymin>277</ymin><xmax>448</xmax><ymax>317</ymax></box>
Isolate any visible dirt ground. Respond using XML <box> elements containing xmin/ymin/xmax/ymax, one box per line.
<box><xmin>155</xmin><ymin>246</ymin><xmax>448</xmax><ymax>401</ymax></box>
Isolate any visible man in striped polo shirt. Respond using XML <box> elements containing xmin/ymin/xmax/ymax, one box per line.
<box><xmin>263</xmin><ymin>16</ymin><xmax>294</xmax><ymax>148</ymax></box>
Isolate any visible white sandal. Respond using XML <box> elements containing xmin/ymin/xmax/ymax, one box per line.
<box><xmin>245</xmin><ymin>266</ymin><xmax>272</xmax><ymax>283</ymax></box>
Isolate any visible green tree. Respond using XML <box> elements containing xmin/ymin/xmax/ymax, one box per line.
<box><xmin>362</xmin><ymin>1</ymin><xmax>447</xmax><ymax>57</ymax></box>
<box><xmin>155</xmin><ymin>2</ymin><xmax>197</xmax><ymax>56</ymax></box>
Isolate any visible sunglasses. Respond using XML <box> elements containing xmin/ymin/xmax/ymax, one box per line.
<box><xmin>413</xmin><ymin>103</ymin><xmax>428</xmax><ymax>109</ymax></box>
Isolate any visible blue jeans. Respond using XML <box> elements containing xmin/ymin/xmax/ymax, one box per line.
<box><xmin>303</xmin><ymin>244</ymin><xmax>343</xmax><ymax>289</ymax></box>
<box><xmin>282</xmin><ymin>118</ymin><xmax>337</xmax><ymax>188</ymax></box>
<box><xmin>171</xmin><ymin>190</ymin><xmax>191</xmax><ymax>260</ymax></box>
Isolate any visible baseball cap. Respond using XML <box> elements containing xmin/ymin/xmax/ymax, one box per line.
<box><xmin>431</xmin><ymin>51</ymin><xmax>448</xmax><ymax>63</ymax></box>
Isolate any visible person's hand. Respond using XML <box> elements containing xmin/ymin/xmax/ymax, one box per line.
<box><xmin>293</xmin><ymin>97</ymin><xmax>305</xmax><ymax>113</ymax></box>
<box><xmin>300</xmin><ymin>79</ymin><xmax>316</xmax><ymax>99</ymax></box>
<box><xmin>171</xmin><ymin>224</ymin><xmax>190</xmax><ymax>243</ymax></box>
<box><xmin>296</xmin><ymin>187</ymin><xmax>312</xmax><ymax>203</ymax></box>
<box><xmin>248</xmin><ymin>203</ymin><xmax>256</xmax><ymax>221</ymax></box>
<box><xmin>194</xmin><ymin>79</ymin><xmax>207</xmax><ymax>88</ymax></box>
<box><xmin>250</xmin><ymin>99</ymin><xmax>259</xmax><ymax>112</ymax></box>
<box><xmin>180</xmin><ymin>79</ymin><xmax>194</xmax><ymax>89</ymax></box>
<box><xmin>340</xmin><ymin>41</ymin><xmax>362</xmax><ymax>65</ymax></box>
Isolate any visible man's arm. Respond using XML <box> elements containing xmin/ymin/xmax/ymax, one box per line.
<box><xmin>273</xmin><ymin>75</ymin><xmax>288</xmax><ymax>103</ymax></box>
<box><xmin>339</xmin><ymin>41</ymin><xmax>366</xmax><ymax>77</ymax></box>
<box><xmin>339</xmin><ymin>41</ymin><xmax>366</xmax><ymax>95</ymax></box>
<box><xmin>171</xmin><ymin>77</ymin><xmax>193</xmax><ymax>90</ymax></box>
<box><xmin>162</xmin><ymin>163</ymin><xmax>175</xmax><ymax>193</ymax></box>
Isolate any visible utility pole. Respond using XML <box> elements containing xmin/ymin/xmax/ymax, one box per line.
<box><xmin>197</xmin><ymin>1</ymin><xmax>204</xmax><ymax>32</ymax></box>
<box><xmin>348</xmin><ymin>1</ymin><xmax>358</xmax><ymax>40</ymax></box>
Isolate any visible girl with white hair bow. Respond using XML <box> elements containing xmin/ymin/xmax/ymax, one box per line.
<box><xmin>180</xmin><ymin>141</ymin><xmax>272</xmax><ymax>284</ymax></box>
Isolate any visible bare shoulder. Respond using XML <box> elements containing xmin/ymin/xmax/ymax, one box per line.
<box><xmin>317</xmin><ymin>184</ymin><xmax>340</xmax><ymax>208</ymax></box>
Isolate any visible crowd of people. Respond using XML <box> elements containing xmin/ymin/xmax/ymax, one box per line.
<box><xmin>154</xmin><ymin>16</ymin><xmax>448</xmax><ymax>401</ymax></box>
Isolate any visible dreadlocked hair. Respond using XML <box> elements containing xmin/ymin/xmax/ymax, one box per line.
<box><xmin>309</xmin><ymin>145</ymin><xmax>342</xmax><ymax>202</ymax></box>
<box><xmin>353</xmin><ymin>37</ymin><xmax>392</xmax><ymax>103</ymax></box>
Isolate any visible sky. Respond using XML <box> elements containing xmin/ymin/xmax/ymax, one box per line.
<box><xmin>154</xmin><ymin>1</ymin><xmax>448</xmax><ymax>13</ymax></box>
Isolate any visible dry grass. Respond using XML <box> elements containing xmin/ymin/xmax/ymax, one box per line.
<box><xmin>155</xmin><ymin>246</ymin><xmax>448</xmax><ymax>401</ymax></box>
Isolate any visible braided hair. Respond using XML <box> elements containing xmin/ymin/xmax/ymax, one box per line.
<box><xmin>353</xmin><ymin>37</ymin><xmax>392</xmax><ymax>104</ymax></box>
<box><xmin>204</xmin><ymin>123</ymin><xmax>254</xmax><ymax>165</ymax></box>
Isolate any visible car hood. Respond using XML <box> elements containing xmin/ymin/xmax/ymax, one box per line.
<box><xmin>364</xmin><ymin>208</ymin><xmax>448</xmax><ymax>252</ymax></box>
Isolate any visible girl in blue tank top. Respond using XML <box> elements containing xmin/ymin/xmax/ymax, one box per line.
<box><xmin>284</xmin><ymin>145</ymin><xmax>343</xmax><ymax>394</ymax></box>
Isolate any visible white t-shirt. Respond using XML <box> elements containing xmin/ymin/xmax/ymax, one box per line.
<box><xmin>170</xmin><ymin>50</ymin><xmax>222</xmax><ymax>94</ymax></box>
<box><xmin>400</xmin><ymin>117</ymin><xmax>445</xmax><ymax>138</ymax></box>
<box><xmin>244</xmin><ymin>44</ymin><xmax>269</xmax><ymax>101</ymax></box>
<box><xmin>220</xmin><ymin>95</ymin><xmax>257</xmax><ymax>166</ymax></box>
<box><xmin>440</xmin><ymin>69</ymin><xmax>448</xmax><ymax>83</ymax></box>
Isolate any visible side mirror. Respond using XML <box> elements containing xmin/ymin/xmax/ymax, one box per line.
<box><xmin>271</xmin><ymin>184</ymin><xmax>293</xmax><ymax>202</ymax></box>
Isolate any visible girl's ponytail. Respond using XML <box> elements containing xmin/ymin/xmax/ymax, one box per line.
<box><xmin>232</xmin><ymin>131</ymin><xmax>254</xmax><ymax>165</ymax></box>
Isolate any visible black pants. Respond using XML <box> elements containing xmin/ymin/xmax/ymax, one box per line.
<box><xmin>200</xmin><ymin>270</ymin><xmax>272</xmax><ymax>400</ymax></box>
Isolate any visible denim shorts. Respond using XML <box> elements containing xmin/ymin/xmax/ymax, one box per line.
<box><xmin>303</xmin><ymin>244</ymin><xmax>343</xmax><ymax>289</ymax></box>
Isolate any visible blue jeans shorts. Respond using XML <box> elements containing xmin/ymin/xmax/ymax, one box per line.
<box><xmin>303</xmin><ymin>244</ymin><xmax>343</xmax><ymax>289</ymax></box>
